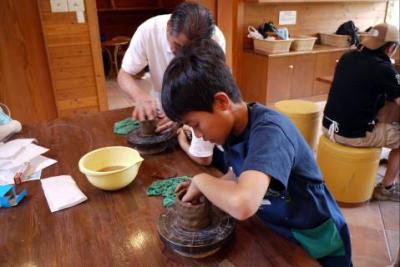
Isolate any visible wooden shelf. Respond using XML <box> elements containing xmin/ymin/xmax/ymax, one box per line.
<box><xmin>246</xmin><ymin>0</ymin><xmax>388</xmax><ymax>3</ymax></box>
<box><xmin>98</xmin><ymin>7</ymin><xmax>164</xmax><ymax>12</ymax></box>
<box><xmin>246</xmin><ymin>44</ymin><xmax>352</xmax><ymax>57</ymax></box>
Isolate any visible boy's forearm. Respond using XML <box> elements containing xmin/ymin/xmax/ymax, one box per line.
<box><xmin>192</xmin><ymin>170</ymin><xmax>271</xmax><ymax>220</ymax></box>
<box><xmin>192</xmin><ymin>174</ymin><xmax>253</xmax><ymax>220</ymax></box>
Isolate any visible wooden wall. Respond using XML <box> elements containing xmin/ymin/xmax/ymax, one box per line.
<box><xmin>217</xmin><ymin>0</ymin><xmax>388</xmax><ymax>80</ymax></box>
<box><xmin>0</xmin><ymin>0</ymin><xmax>57</xmax><ymax>124</ymax></box>
<box><xmin>97</xmin><ymin>9</ymin><xmax>166</xmax><ymax>40</ymax></box>
<box><xmin>38</xmin><ymin>0</ymin><xmax>108</xmax><ymax>118</ymax></box>
<box><xmin>243</xmin><ymin>1</ymin><xmax>388</xmax><ymax>49</ymax></box>
<box><xmin>96</xmin><ymin>0</ymin><xmax>216</xmax><ymax>42</ymax></box>
<box><xmin>194</xmin><ymin>0</ymin><xmax>218</xmax><ymax>20</ymax></box>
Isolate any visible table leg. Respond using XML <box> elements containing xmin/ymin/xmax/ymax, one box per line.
<box><xmin>114</xmin><ymin>45</ymin><xmax>120</xmax><ymax>76</ymax></box>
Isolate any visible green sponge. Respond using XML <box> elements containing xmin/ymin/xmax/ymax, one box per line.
<box><xmin>113</xmin><ymin>118</ymin><xmax>140</xmax><ymax>135</ymax></box>
<box><xmin>146</xmin><ymin>176</ymin><xmax>190</xmax><ymax>207</ymax></box>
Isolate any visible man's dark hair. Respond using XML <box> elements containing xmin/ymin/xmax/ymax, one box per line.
<box><xmin>161</xmin><ymin>39</ymin><xmax>241</xmax><ymax>122</ymax></box>
<box><xmin>169</xmin><ymin>2</ymin><xmax>215</xmax><ymax>40</ymax></box>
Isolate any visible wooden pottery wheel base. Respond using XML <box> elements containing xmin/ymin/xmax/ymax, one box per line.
<box><xmin>157</xmin><ymin>206</ymin><xmax>235</xmax><ymax>258</ymax></box>
<box><xmin>173</xmin><ymin>247</ymin><xmax>221</xmax><ymax>259</ymax></box>
<box><xmin>127</xmin><ymin>126</ymin><xmax>177</xmax><ymax>155</ymax></box>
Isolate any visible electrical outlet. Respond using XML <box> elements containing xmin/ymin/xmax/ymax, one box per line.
<box><xmin>67</xmin><ymin>0</ymin><xmax>85</xmax><ymax>12</ymax></box>
<box><xmin>50</xmin><ymin>0</ymin><xmax>68</xmax><ymax>13</ymax></box>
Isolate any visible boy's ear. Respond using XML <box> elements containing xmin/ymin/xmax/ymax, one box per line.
<box><xmin>213</xmin><ymin>92</ymin><xmax>230</xmax><ymax>111</ymax></box>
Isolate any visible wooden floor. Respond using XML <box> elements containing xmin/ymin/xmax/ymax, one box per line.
<box><xmin>105</xmin><ymin>79</ymin><xmax>399</xmax><ymax>267</ymax></box>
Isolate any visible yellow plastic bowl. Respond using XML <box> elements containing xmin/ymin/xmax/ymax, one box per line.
<box><xmin>78</xmin><ymin>146</ymin><xmax>144</xmax><ymax>191</ymax></box>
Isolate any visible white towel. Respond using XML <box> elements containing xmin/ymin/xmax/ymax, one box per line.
<box><xmin>41</xmin><ymin>175</ymin><xmax>87</xmax><ymax>212</ymax></box>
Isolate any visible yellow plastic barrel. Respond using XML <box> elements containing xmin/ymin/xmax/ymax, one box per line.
<box><xmin>275</xmin><ymin>100</ymin><xmax>321</xmax><ymax>149</ymax></box>
<box><xmin>317</xmin><ymin>135</ymin><xmax>382</xmax><ymax>204</ymax></box>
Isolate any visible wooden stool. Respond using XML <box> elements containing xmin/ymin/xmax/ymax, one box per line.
<box><xmin>317</xmin><ymin>135</ymin><xmax>382</xmax><ymax>205</ymax></box>
<box><xmin>102</xmin><ymin>36</ymin><xmax>131</xmax><ymax>77</ymax></box>
<box><xmin>275</xmin><ymin>99</ymin><xmax>321</xmax><ymax>150</ymax></box>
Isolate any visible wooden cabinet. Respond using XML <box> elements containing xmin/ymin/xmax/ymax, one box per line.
<box><xmin>241</xmin><ymin>52</ymin><xmax>316</xmax><ymax>105</ymax></box>
<box><xmin>313</xmin><ymin>51</ymin><xmax>346</xmax><ymax>95</ymax></box>
<box><xmin>240</xmin><ymin>48</ymin><xmax>349</xmax><ymax>105</ymax></box>
<box><xmin>268</xmin><ymin>54</ymin><xmax>316</xmax><ymax>102</ymax></box>
<box><xmin>267</xmin><ymin>57</ymin><xmax>292</xmax><ymax>102</ymax></box>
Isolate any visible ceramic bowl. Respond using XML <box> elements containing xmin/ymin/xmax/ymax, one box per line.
<box><xmin>79</xmin><ymin>146</ymin><xmax>143</xmax><ymax>190</ymax></box>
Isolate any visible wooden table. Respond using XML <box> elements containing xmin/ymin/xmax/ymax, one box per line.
<box><xmin>0</xmin><ymin>108</ymin><xmax>319</xmax><ymax>267</ymax></box>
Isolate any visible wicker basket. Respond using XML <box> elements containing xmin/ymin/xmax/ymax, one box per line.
<box><xmin>253</xmin><ymin>38</ymin><xmax>293</xmax><ymax>54</ymax></box>
<box><xmin>319</xmin><ymin>33</ymin><xmax>351</xmax><ymax>47</ymax></box>
<box><xmin>290</xmin><ymin>36</ymin><xmax>317</xmax><ymax>51</ymax></box>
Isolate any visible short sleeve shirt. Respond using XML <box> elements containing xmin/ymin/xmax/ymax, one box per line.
<box><xmin>121</xmin><ymin>14</ymin><xmax>226</xmax><ymax>93</ymax></box>
<box><xmin>121</xmin><ymin>14</ymin><xmax>226</xmax><ymax>157</ymax></box>
<box><xmin>223</xmin><ymin>103</ymin><xmax>346</xmax><ymax>236</ymax></box>
<box><xmin>323</xmin><ymin>49</ymin><xmax>400</xmax><ymax>137</ymax></box>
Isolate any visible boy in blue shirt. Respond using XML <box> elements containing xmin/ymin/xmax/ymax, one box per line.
<box><xmin>161</xmin><ymin>39</ymin><xmax>352</xmax><ymax>267</ymax></box>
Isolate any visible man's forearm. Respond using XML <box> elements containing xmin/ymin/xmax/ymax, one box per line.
<box><xmin>117</xmin><ymin>69</ymin><xmax>147</xmax><ymax>101</ymax></box>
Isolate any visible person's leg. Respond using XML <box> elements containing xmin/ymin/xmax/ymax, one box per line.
<box><xmin>373</xmin><ymin>147</ymin><xmax>400</xmax><ymax>202</ymax></box>
<box><xmin>381</xmin><ymin>148</ymin><xmax>400</xmax><ymax>187</ymax></box>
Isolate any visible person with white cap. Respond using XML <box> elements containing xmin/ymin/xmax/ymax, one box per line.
<box><xmin>322</xmin><ymin>23</ymin><xmax>400</xmax><ymax>202</ymax></box>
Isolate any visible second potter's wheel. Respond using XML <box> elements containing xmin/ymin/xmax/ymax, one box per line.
<box><xmin>127</xmin><ymin>126</ymin><xmax>177</xmax><ymax>155</ymax></box>
<box><xmin>157</xmin><ymin>206</ymin><xmax>235</xmax><ymax>258</ymax></box>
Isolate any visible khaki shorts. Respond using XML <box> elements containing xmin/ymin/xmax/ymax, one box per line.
<box><xmin>323</xmin><ymin>101</ymin><xmax>400</xmax><ymax>149</ymax></box>
<box><xmin>323</xmin><ymin>122</ymin><xmax>400</xmax><ymax>149</ymax></box>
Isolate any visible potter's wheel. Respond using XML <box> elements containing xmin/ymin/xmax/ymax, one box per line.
<box><xmin>127</xmin><ymin>126</ymin><xmax>177</xmax><ymax>155</ymax></box>
<box><xmin>157</xmin><ymin>206</ymin><xmax>235</xmax><ymax>258</ymax></box>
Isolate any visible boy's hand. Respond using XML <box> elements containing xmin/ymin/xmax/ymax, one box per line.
<box><xmin>175</xmin><ymin>179</ymin><xmax>201</xmax><ymax>203</ymax></box>
<box><xmin>175</xmin><ymin>180</ymin><xmax>191</xmax><ymax>193</ymax></box>
<box><xmin>155</xmin><ymin>112</ymin><xmax>174</xmax><ymax>133</ymax></box>
<box><xmin>176</xmin><ymin>127</ymin><xmax>189</xmax><ymax>147</ymax></box>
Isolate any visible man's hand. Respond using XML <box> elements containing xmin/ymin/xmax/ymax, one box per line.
<box><xmin>132</xmin><ymin>92</ymin><xmax>158</xmax><ymax>121</ymax></box>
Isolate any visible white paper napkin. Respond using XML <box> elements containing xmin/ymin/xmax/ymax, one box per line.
<box><xmin>0</xmin><ymin>143</ymin><xmax>49</xmax><ymax>170</ymax></box>
<box><xmin>41</xmin><ymin>175</ymin><xmax>87</xmax><ymax>212</ymax></box>
<box><xmin>0</xmin><ymin>138</ymin><xmax>36</xmax><ymax>159</ymax></box>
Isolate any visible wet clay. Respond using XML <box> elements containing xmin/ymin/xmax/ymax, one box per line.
<box><xmin>139</xmin><ymin>120</ymin><xmax>157</xmax><ymax>136</ymax></box>
<box><xmin>174</xmin><ymin>190</ymin><xmax>211</xmax><ymax>231</ymax></box>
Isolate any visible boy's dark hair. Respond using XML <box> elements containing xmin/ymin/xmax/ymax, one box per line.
<box><xmin>169</xmin><ymin>2</ymin><xmax>215</xmax><ymax>40</ymax></box>
<box><xmin>161</xmin><ymin>39</ymin><xmax>241</xmax><ymax>122</ymax></box>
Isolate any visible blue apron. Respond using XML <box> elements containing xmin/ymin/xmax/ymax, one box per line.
<box><xmin>222</xmin><ymin>104</ymin><xmax>352</xmax><ymax>267</ymax></box>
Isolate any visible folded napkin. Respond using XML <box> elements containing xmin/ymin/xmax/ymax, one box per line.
<box><xmin>41</xmin><ymin>175</ymin><xmax>87</xmax><ymax>212</ymax></box>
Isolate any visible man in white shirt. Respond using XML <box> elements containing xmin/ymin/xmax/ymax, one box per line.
<box><xmin>118</xmin><ymin>2</ymin><xmax>225</xmax><ymax>165</ymax></box>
